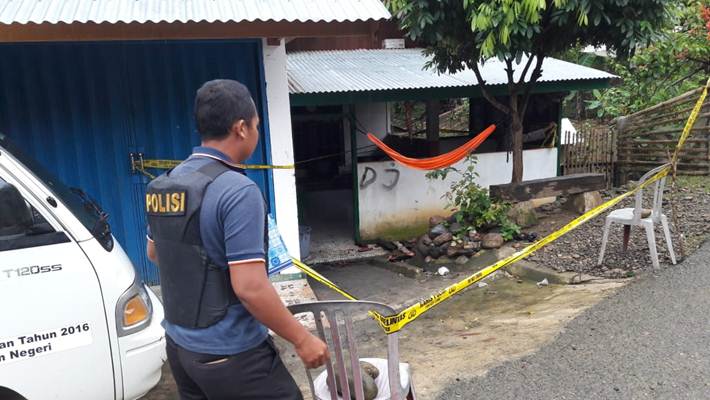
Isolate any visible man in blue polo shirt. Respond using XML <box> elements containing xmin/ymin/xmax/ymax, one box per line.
<box><xmin>146</xmin><ymin>79</ymin><xmax>328</xmax><ymax>399</ymax></box>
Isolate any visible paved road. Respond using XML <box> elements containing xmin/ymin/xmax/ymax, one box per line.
<box><xmin>438</xmin><ymin>241</ymin><xmax>710</xmax><ymax>400</ymax></box>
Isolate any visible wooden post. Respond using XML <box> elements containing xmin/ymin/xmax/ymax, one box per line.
<box><xmin>607</xmin><ymin>128</ymin><xmax>613</xmax><ymax>188</ymax></box>
<box><xmin>556</xmin><ymin>99</ymin><xmax>563</xmax><ymax>176</ymax></box>
<box><xmin>348</xmin><ymin>105</ymin><xmax>361</xmax><ymax>244</ymax></box>
<box><xmin>593</xmin><ymin>129</ymin><xmax>596</xmax><ymax>176</ymax></box>
<box><xmin>574</xmin><ymin>129</ymin><xmax>581</xmax><ymax>174</ymax></box>
<box><xmin>617</xmin><ymin>119</ymin><xmax>629</xmax><ymax>184</ymax></box>
<box><xmin>587</xmin><ymin>129</ymin><xmax>592</xmax><ymax>174</ymax></box>
<box><xmin>563</xmin><ymin>130</ymin><xmax>569</xmax><ymax>175</ymax></box>
<box><xmin>608</xmin><ymin>128</ymin><xmax>613</xmax><ymax>187</ymax></box>
<box><xmin>589</xmin><ymin>129</ymin><xmax>594</xmax><ymax>174</ymax></box>
<box><xmin>565</xmin><ymin>132</ymin><xmax>578</xmax><ymax>175</ymax></box>
<box><xmin>611</xmin><ymin>122</ymin><xmax>619</xmax><ymax>187</ymax></box>
<box><xmin>579</xmin><ymin>129</ymin><xmax>583</xmax><ymax>173</ymax></box>
<box><xmin>426</xmin><ymin>100</ymin><xmax>440</xmax><ymax>156</ymax></box>
<box><xmin>596</xmin><ymin>129</ymin><xmax>601</xmax><ymax>177</ymax></box>
<box><xmin>565</xmin><ymin>132</ymin><xmax>579</xmax><ymax>175</ymax></box>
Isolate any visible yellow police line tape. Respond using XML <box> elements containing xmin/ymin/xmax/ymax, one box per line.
<box><xmin>291</xmin><ymin>78</ymin><xmax>710</xmax><ymax>334</ymax></box>
<box><xmin>137</xmin><ymin>159</ymin><xmax>295</xmax><ymax>171</ymax></box>
<box><xmin>291</xmin><ymin>259</ymin><xmax>358</xmax><ymax>301</ymax></box>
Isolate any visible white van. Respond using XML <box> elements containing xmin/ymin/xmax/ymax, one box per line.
<box><xmin>0</xmin><ymin>134</ymin><xmax>166</xmax><ymax>400</ymax></box>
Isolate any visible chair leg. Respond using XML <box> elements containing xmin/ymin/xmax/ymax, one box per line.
<box><xmin>644</xmin><ymin>223</ymin><xmax>660</xmax><ymax>269</ymax></box>
<box><xmin>622</xmin><ymin>225</ymin><xmax>631</xmax><ymax>251</ymax></box>
<box><xmin>407</xmin><ymin>379</ymin><xmax>417</xmax><ymax>400</ymax></box>
<box><xmin>304</xmin><ymin>368</ymin><xmax>317</xmax><ymax>400</ymax></box>
<box><xmin>661</xmin><ymin>215</ymin><xmax>677</xmax><ymax>265</ymax></box>
<box><xmin>598</xmin><ymin>218</ymin><xmax>613</xmax><ymax>265</ymax></box>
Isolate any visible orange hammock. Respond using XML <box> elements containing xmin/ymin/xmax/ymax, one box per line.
<box><xmin>367</xmin><ymin>124</ymin><xmax>496</xmax><ymax>170</ymax></box>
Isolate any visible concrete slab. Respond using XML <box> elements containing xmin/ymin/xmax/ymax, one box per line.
<box><xmin>507</xmin><ymin>261</ymin><xmax>608</xmax><ymax>285</ymax></box>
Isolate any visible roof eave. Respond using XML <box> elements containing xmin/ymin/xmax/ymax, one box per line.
<box><xmin>0</xmin><ymin>19</ymin><xmax>384</xmax><ymax>43</ymax></box>
<box><xmin>290</xmin><ymin>78</ymin><xmax>614</xmax><ymax>107</ymax></box>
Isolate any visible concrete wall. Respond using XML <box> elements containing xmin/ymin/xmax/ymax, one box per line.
<box><xmin>344</xmin><ymin>102</ymin><xmax>390</xmax><ymax>166</ymax></box>
<box><xmin>262</xmin><ymin>39</ymin><xmax>301</xmax><ymax>268</ymax></box>
<box><xmin>357</xmin><ymin>148</ymin><xmax>558</xmax><ymax>240</ymax></box>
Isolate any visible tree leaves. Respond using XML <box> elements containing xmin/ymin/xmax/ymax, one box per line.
<box><xmin>387</xmin><ymin>0</ymin><xmax>673</xmax><ymax>181</ymax></box>
<box><xmin>388</xmin><ymin>0</ymin><xmax>671</xmax><ymax>62</ymax></box>
<box><xmin>583</xmin><ymin>2</ymin><xmax>709</xmax><ymax>119</ymax></box>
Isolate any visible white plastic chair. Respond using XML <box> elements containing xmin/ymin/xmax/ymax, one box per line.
<box><xmin>598</xmin><ymin>163</ymin><xmax>676</xmax><ymax>269</ymax></box>
<box><xmin>287</xmin><ymin>300</ymin><xmax>416</xmax><ymax>400</ymax></box>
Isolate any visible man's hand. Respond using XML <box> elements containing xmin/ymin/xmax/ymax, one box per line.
<box><xmin>294</xmin><ymin>333</ymin><xmax>330</xmax><ymax>369</ymax></box>
<box><xmin>146</xmin><ymin>239</ymin><xmax>157</xmax><ymax>264</ymax></box>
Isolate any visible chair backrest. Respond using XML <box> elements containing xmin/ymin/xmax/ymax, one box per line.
<box><xmin>632</xmin><ymin>163</ymin><xmax>670</xmax><ymax>223</ymax></box>
<box><xmin>288</xmin><ymin>300</ymin><xmax>402</xmax><ymax>400</ymax></box>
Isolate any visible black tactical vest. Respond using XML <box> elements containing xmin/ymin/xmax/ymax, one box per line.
<box><xmin>146</xmin><ymin>160</ymin><xmax>241</xmax><ymax>329</ymax></box>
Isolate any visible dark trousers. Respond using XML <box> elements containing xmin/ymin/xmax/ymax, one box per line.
<box><xmin>166</xmin><ymin>335</ymin><xmax>303</xmax><ymax>400</ymax></box>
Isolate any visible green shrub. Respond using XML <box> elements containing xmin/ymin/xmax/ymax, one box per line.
<box><xmin>426</xmin><ymin>155</ymin><xmax>520</xmax><ymax>239</ymax></box>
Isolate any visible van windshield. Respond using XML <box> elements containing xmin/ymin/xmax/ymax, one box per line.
<box><xmin>0</xmin><ymin>134</ymin><xmax>110</xmax><ymax>242</ymax></box>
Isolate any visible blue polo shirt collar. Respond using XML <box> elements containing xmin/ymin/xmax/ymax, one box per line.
<box><xmin>191</xmin><ymin>146</ymin><xmax>234</xmax><ymax>164</ymax></box>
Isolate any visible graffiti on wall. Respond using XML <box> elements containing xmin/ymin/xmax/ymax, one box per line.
<box><xmin>359</xmin><ymin>166</ymin><xmax>401</xmax><ymax>190</ymax></box>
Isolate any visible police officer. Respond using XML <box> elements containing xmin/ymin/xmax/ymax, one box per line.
<box><xmin>146</xmin><ymin>79</ymin><xmax>329</xmax><ymax>400</ymax></box>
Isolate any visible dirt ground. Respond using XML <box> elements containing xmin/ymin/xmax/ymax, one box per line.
<box><xmin>144</xmin><ymin>255</ymin><xmax>627</xmax><ymax>400</ymax></box>
<box><xmin>287</xmin><ymin>276</ymin><xmax>624</xmax><ymax>399</ymax></box>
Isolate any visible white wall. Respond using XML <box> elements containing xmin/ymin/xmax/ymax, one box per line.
<box><xmin>262</xmin><ymin>39</ymin><xmax>301</xmax><ymax>268</ymax></box>
<box><xmin>344</xmin><ymin>102</ymin><xmax>390</xmax><ymax>166</ymax></box>
<box><xmin>357</xmin><ymin>148</ymin><xmax>558</xmax><ymax>240</ymax></box>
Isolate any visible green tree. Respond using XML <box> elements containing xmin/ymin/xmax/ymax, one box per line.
<box><xmin>586</xmin><ymin>0</ymin><xmax>710</xmax><ymax>117</ymax></box>
<box><xmin>388</xmin><ymin>0</ymin><xmax>673</xmax><ymax>183</ymax></box>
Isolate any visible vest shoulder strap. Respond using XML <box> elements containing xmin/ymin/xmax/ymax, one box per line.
<box><xmin>195</xmin><ymin>159</ymin><xmax>240</xmax><ymax>181</ymax></box>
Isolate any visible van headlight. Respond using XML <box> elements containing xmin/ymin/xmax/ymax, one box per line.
<box><xmin>116</xmin><ymin>278</ymin><xmax>153</xmax><ymax>337</ymax></box>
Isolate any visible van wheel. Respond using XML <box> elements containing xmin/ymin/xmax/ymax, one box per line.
<box><xmin>0</xmin><ymin>387</ymin><xmax>27</xmax><ymax>400</ymax></box>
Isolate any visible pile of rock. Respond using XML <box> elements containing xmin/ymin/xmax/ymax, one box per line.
<box><xmin>416</xmin><ymin>215</ymin><xmax>505</xmax><ymax>265</ymax></box>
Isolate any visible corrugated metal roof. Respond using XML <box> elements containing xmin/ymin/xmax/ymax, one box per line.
<box><xmin>287</xmin><ymin>49</ymin><xmax>617</xmax><ymax>94</ymax></box>
<box><xmin>0</xmin><ymin>0</ymin><xmax>391</xmax><ymax>25</ymax></box>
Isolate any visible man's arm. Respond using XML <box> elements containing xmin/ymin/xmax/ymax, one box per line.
<box><xmin>230</xmin><ymin>262</ymin><xmax>329</xmax><ymax>368</ymax></box>
<box><xmin>146</xmin><ymin>239</ymin><xmax>157</xmax><ymax>264</ymax></box>
<box><xmin>221</xmin><ymin>182</ymin><xmax>328</xmax><ymax>368</ymax></box>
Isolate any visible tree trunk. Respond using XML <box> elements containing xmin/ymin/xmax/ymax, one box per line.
<box><xmin>509</xmin><ymin>95</ymin><xmax>524</xmax><ymax>183</ymax></box>
<box><xmin>404</xmin><ymin>101</ymin><xmax>414</xmax><ymax>139</ymax></box>
<box><xmin>425</xmin><ymin>100</ymin><xmax>440</xmax><ymax>157</ymax></box>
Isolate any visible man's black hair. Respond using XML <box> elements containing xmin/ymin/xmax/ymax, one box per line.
<box><xmin>194</xmin><ymin>79</ymin><xmax>257</xmax><ymax>141</ymax></box>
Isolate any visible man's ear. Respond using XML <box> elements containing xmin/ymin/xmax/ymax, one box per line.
<box><xmin>230</xmin><ymin>119</ymin><xmax>246</xmax><ymax>140</ymax></box>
